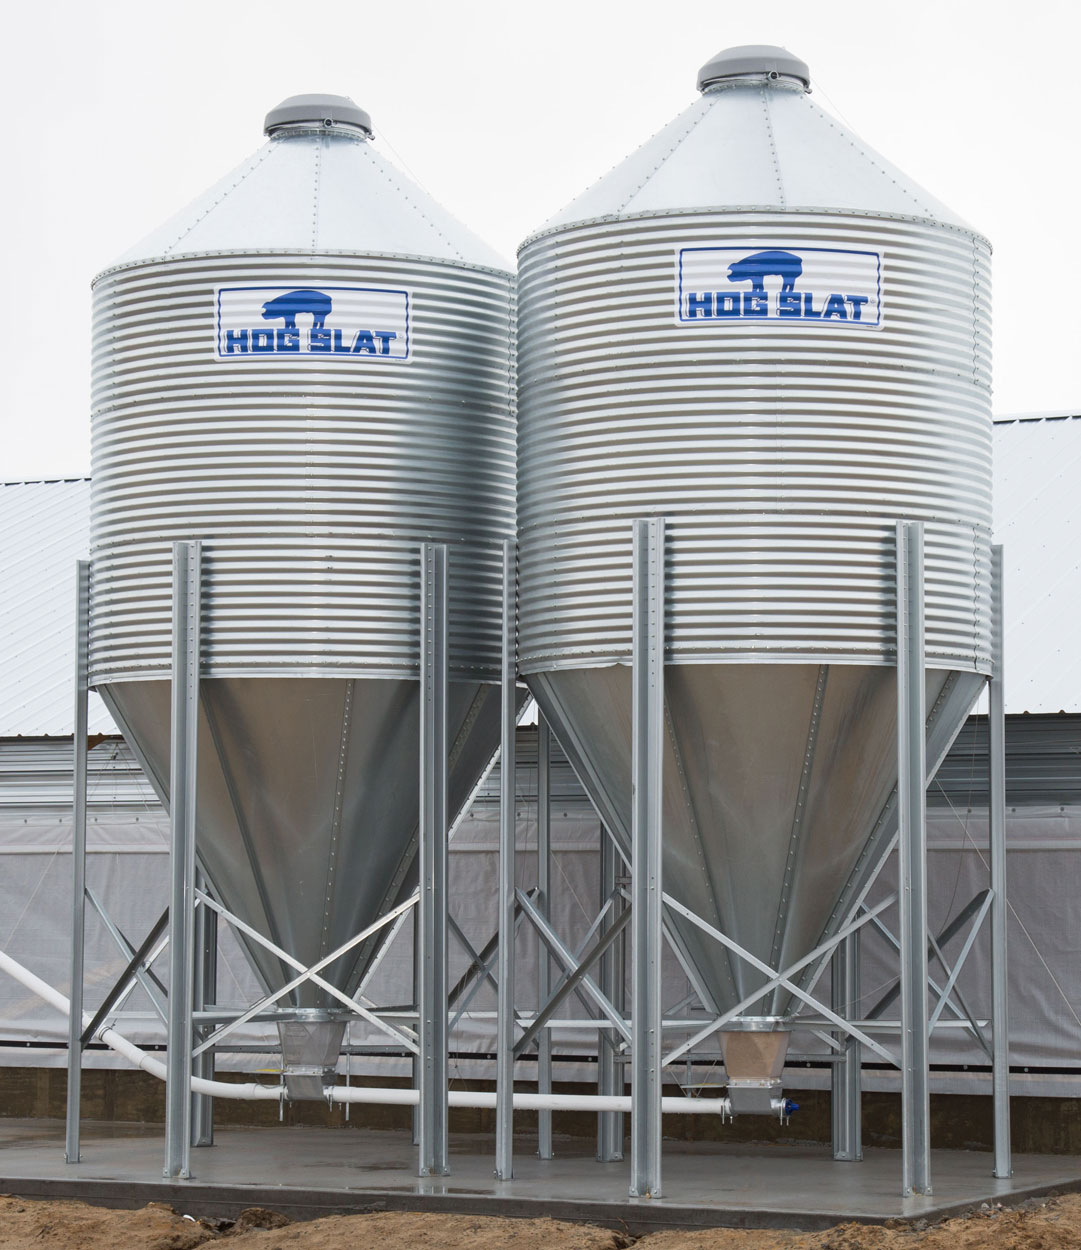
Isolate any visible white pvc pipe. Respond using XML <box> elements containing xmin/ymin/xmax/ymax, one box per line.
<box><xmin>0</xmin><ymin>949</ymin><xmax>281</xmax><ymax>1101</ymax></box>
<box><xmin>0</xmin><ymin>949</ymin><xmax>729</xmax><ymax>1116</ymax></box>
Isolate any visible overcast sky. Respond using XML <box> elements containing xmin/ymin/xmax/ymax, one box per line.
<box><xmin>3</xmin><ymin>0</ymin><xmax>1077</xmax><ymax>481</ymax></box>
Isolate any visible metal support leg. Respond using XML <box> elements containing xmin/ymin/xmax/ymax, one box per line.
<box><xmin>191</xmin><ymin>873</ymin><xmax>217</xmax><ymax>1148</ymax></box>
<box><xmin>831</xmin><ymin>930</ymin><xmax>862</xmax><ymax>1161</ymax></box>
<box><xmin>495</xmin><ymin>539</ymin><xmax>517</xmax><ymax>1180</ymax></box>
<box><xmin>630</xmin><ymin>518</ymin><xmax>664</xmax><ymax>1199</ymax></box>
<box><xmin>412</xmin><ymin>928</ymin><xmax>421</xmax><ymax>1147</ymax></box>
<box><xmin>418</xmin><ymin>543</ymin><xmax>449</xmax><ymax>1177</ymax></box>
<box><xmin>536</xmin><ymin>714</ymin><xmax>553</xmax><ymax>1160</ymax></box>
<box><xmin>989</xmin><ymin>544</ymin><xmax>1012</xmax><ymax>1177</ymax></box>
<box><xmin>66</xmin><ymin>560</ymin><xmax>90</xmax><ymax>1164</ymax></box>
<box><xmin>597</xmin><ymin>827</ymin><xmax>625</xmax><ymax>1162</ymax></box>
<box><xmin>164</xmin><ymin>540</ymin><xmax>201</xmax><ymax>1180</ymax></box>
<box><xmin>896</xmin><ymin>520</ymin><xmax>931</xmax><ymax>1196</ymax></box>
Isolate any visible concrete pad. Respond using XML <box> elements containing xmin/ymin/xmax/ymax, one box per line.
<box><xmin>2</xmin><ymin>1119</ymin><xmax>1081</xmax><ymax>1234</ymax></box>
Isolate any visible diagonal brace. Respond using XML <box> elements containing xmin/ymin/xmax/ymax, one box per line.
<box><xmin>514</xmin><ymin>906</ymin><xmax>632</xmax><ymax>1057</ymax></box>
<box><xmin>516</xmin><ymin>889</ymin><xmax>631</xmax><ymax>1044</ymax></box>
<box><xmin>449</xmin><ymin>914</ymin><xmax>499</xmax><ymax>1001</ymax></box>
<box><xmin>85</xmin><ymin>887</ymin><xmax>168</xmax><ymax>1022</ymax></box>
<box><xmin>448</xmin><ymin>891</ymin><xmax>534</xmax><ymax>1031</ymax></box>
<box><xmin>193</xmin><ymin>892</ymin><xmax>419</xmax><ymax>1057</ymax></box>
<box><xmin>865</xmin><ymin>894</ymin><xmax>993</xmax><ymax>1058</ymax></box>
<box><xmin>928</xmin><ymin>891</ymin><xmax>994</xmax><ymax>1032</ymax></box>
<box><xmin>81</xmin><ymin>908</ymin><xmax>169</xmax><ymax>1047</ymax></box>
<box><xmin>662</xmin><ymin>893</ymin><xmax>896</xmax><ymax>1066</ymax></box>
<box><xmin>192</xmin><ymin>890</ymin><xmax>418</xmax><ymax>1054</ymax></box>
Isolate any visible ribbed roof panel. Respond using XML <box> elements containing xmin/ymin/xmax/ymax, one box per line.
<box><xmin>0</xmin><ymin>480</ymin><xmax>114</xmax><ymax>736</ymax></box>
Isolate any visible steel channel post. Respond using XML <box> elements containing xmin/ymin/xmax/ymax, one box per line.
<box><xmin>536</xmin><ymin>714</ymin><xmax>553</xmax><ymax>1159</ymax></box>
<box><xmin>830</xmin><ymin>930</ymin><xmax>862</xmax><ymax>1161</ymax></box>
<box><xmin>65</xmin><ymin>560</ymin><xmax>91</xmax><ymax>1164</ymax></box>
<box><xmin>164</xmin><ymin>540</ymin><xmax>201</xmax><ymax>1180</ymax></box>
<box><xmin>989</xmin><ymin>545</ymin><xmax>1012</xmax><ymax>1177</ymax></box>
<box><xmin>191</xmin><ymin>871</ymin><xmax>217</xmax><ymax>1148</ymax></box>
<box><xmin>844</xmin><ymin>931</ymin><xmax>863</xmax><ymax>1160</ymax></box>
<box><xmin>417</xmin><ymin>543</ymin><xmax>449</xmax><ymax>1177</ymax></box>
<box><xmin>830</xmin><ymin>938</ymin><xmax>848</xmax><ymax>1159</ymax></box>
<box><xmin>630</xmin><ymin>518</ymin><xmax>664</xmax><ymax>1199</ymax></box>
<box><xmin>495</xmin><ymin>539</ymin><xmax>517</xmax><ymax>1180</ymax></box>
<box><xmin>412</xmin><ymin>942</ymin><xmax>421</xmax><ymax>1147</ymax></box>
<box><xmin>896</xmin><ymin>521</ymin><xmax>931</xmax><ymax>1196</ymax></box>
<box><xmin>597</xmin><ymin>827</ymin><xmax>625</xmax><ymax>1162</ymax></box>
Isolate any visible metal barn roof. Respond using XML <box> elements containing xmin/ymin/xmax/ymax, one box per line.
<box><xmin>0</xmin><ymin>480</ymin><xmax>114</xmax><ymax>736</ymax></box>
<box><xmin>0</xmin><ymin>412</ymin><xmax>1078</xmax><ymax>734</ymax></box>
<box><xmin>994</xmin><ymin>413</ymin><xmax>1081</xmax><ymax>714</ymax></box>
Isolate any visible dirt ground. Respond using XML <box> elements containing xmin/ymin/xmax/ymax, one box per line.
<box><xmin>3</xmin><ymin>1194</ymin><xmax>1081</xmax><ymax>1250</ymax></box>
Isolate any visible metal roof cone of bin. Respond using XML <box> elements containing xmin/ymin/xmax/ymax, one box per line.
<box><xmin>517</xmin><ymin>48</ymin><xmax>992</xmax><ymax>1018</ymax></box>
<box><xmin>90</xmin><ymin>94</ymin><xmax>515</xmax><ymax>1009</ymax></box>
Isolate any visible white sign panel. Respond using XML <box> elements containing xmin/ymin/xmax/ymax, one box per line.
<box><xmin>676</xmin><ymin>246</ymin><xmax>882</xmax><ymax>328</ymax></box>
<box><xmin>215</xmin><ymin>285</ymin><xmax>410</xmax><ymax>361</ymax></box>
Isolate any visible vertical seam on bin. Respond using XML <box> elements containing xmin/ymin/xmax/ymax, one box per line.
<box><xmin>614</xmin><ymin>101</ymin><xmax>711</xmax><ymax>216</ymax></box>
<box><xmin>160</xmin><ymin>144</ymin><xmax>276</xmax><ymax>257</ymax></box>
<box><xmin>761</xmin><ymin>89</ymin><xmax>786</xmax><ymax>207</ymax></box>
<box><xmin>311</xmin><ymin>137</ymin><xmax>323</xmax><ymax>252</ymax></box>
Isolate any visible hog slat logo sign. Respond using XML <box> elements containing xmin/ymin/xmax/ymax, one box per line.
<box><xmin>215</xmin><ymin>285</ymin><xmax>410</xmax><ymax>361</ymax></box>
<box><xmin>676</xmin><ymin>246</ymin><xmax>882</xmax><ymax>328</ymax></box>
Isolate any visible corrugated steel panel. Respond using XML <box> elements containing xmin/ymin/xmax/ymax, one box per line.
<box><xmin>1</xmin><ymin>418</ymin><xmax>1077</xmax><ymax>734</ymax></box>
<box><xmin>469</xmin><ymin>725</ymin><xmax>597</xmax><ymax>816</ymax></box>
<box><xmin>994</xmin><ymin>414</ymin><xmax>1081</xmax><ymax>713</ymax></box>
<box><xmin>0</xmin><ymin>480</ymin><xmax>114</xmax><ymax>736</ymax></box>
<box><xmin>931</xmin><ymin>714</ymin><xmax>1081</xmax><ymax>809</ymax></box>
<box><xmin>0</xmin><ymin>738</ymin><xmax>160</xmax><ymax>813</ymax></box>
<box><xmin>518</xmin><ymin>210</ymin><xmax>993</xmax><ymax>670</ymax></box>
<box><xmin>90</xmin><ymin>253</ymin><xmax>515</xmax><ymax>683</ymax></box>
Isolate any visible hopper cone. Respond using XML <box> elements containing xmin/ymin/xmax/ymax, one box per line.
<box><xmin>100</xmin><ymin>675</ymin><xmax>503</xmax><ymax>1004</ymax></box>
<box><xmin>530</xmin><ymin>661</ymin><xmax>982</xmax><ymax>1014</ymax></box>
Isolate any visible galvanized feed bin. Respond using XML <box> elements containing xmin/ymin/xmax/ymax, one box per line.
<box><xmin>516</xmin><ymin>47</ymin><xmax>992</xmax><ymax>1022</ymax></box>
<box><xmin>90</xmin><ymin>95</ymin><xmax>515</xmax><ymax>1013</ymax></box>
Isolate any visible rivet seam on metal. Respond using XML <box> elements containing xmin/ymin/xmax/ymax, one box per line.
<box><xmin>614</xmin><ymin>99</ymin><xmax>713</xmax><ymax>217</ymax></box>
<box><xmin>519</xmin><ymin>205</ymin><xmax>987</xmax><ymax>253</ymax></box>
<box><xmin>770</xmin><ymin>664</ymin><xmax>828</xmax><ymax>969</ymax></box>
<box><xmin>311</xmin><ymin>137</ymin><xmax>323</xmax><ymax>253</ymax></box>
<box><xmin>321</xmin><ymin>678</ymin><xmax>353</xmax><ymax>955</ymax></box>
<box><xmin>810</xmin><ymin>105</ymin><xmax>938</xmax><ymax>220</ymax></box>
<box><xmin>160</xmin><ymin>143</ymin><xmax>276</xmax><ymax>258</ymax></box>
<box><xmin>760</xmin><ymin>88</ymin><xmax>786</xmax><ymax>208</ymax></box>
<box><xmin>364</xmin><ymin>144</ymin><xmax>463</xmax><ymax>262</ymax></box>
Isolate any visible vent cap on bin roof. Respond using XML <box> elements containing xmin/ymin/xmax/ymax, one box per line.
<box><xmin>697</xmin><ymin>44</ymin><xmax>811</xmax><ymax>93</ymax></box>
<box><xmin>264</xmin><ymin>93</ymin><xmax>373</xmax><ymax>138</ymax></box>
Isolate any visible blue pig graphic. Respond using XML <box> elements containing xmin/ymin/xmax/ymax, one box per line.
<box><xmin>726</xmin><ymin>250</ymin><xmax>803</xmax><ymax>296</ymax></box>
<box><xmin>261</xmin><ymin>289</ymin><xmax>333</xmax><ymax>331</ymax></box>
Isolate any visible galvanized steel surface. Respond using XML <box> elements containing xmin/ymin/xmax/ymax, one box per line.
<box><xmin>518</xmin><ymin>209</ymin><xmax>992</xmax><ymax>673</ymax></box>
<box><xmin>86</xmin><ymin>106</ymin><xmax>516</xmax><ymax>1005</ymax></box>
<box><xmin>516</xmin><ymin>61</ymin><xmax>993</xmax><ymax>1017</ymax></box>
<box><xmin>90</xmin><ymin>253</ymin><xmax>514</xmax><ymax>685</ymax></box>
<box><xmin>531</xmin><ymin>80</ymin><xmax>973</xmax><ymax>236</ymax></box>
<box><xmin>112</xmin><ymin>129</ymin><xmax>509</xmax><ymax>271</ymax></box>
